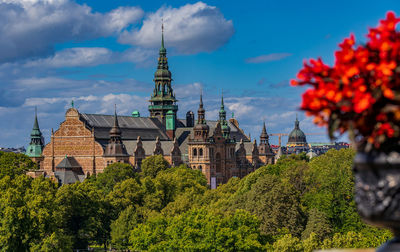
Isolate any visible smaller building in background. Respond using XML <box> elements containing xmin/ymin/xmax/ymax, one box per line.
<box><xmin>0</xmin><ymin>147</ymin><xmax>26</xmax><ymax>154</ymax></box>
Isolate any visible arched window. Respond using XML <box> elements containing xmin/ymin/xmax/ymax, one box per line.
<box><xmin>216</xmin><ymin>153</ymin><xmax>221</xmax><ymax>172</ymax></box>
<box><xmin>199</xmin><ymin>165</ymin><xmax>202</xmax><ymax>172</ymax></box>
<box><xmin>193</xmin><ymin>148</ymin><xmax>197</xmax><ymax>156</ymax></box>
<box><xmin>199</xmin><ymin>148</ymin><xmax>203</xmax><ymax>156</ymax></box>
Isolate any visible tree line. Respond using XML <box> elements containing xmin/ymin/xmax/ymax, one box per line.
<box><xmin>0</xmin><ymin>149</ymin><xmax>391</xmax><ymax>251</ymax></box>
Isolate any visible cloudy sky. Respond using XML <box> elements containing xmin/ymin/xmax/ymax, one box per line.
<box><xmin>0</xmin><ymin>0</ymin><xmax>398</xmax><ymax>148</ymax></box>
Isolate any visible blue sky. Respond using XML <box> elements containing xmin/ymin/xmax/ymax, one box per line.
<box><xmin>0</xmin><ymin>0</ymin><xmax>398</xmax><ymax>148</ymax></box>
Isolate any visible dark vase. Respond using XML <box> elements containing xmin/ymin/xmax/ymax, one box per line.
<box><xmin>353</xmin><ymin>151</ymin><xmax>400</xmax><ymax>251</ymax></box>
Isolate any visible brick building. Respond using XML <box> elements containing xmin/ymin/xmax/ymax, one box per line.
<box><xmin>26</xmin><ymin>30</ymin><xmax>275</xmax><ymax>186</ymax></box>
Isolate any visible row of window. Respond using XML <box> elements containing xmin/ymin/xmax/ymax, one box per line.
<box><xmin>192</xmin><ymin>148</ymin><xmax>204</xmax><ymax>156</ymax></box>
<box><xmin>192</xmin><ymin>148</ymin><xmax>235</xmax><ymax>158</ymax></box>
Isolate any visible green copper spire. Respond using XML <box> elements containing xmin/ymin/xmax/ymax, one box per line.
<box><xmin>26</xmin><ymin>107</ymin><xmax>44</xmax><ymax>157</ymax></box>
<box><xmin>149</xmin><ymin>21</ymin><xmax>178</xmax><ymax>123</ymax></box>
<box><xmin>219</xmin><ymin>93</ymin><xmax>230</xmax><ymax>139</ymax></box>
<box><xmin>219</xmin><ymin>93</ymin><xmax>226</xmax><ymax>122</ymax></box>
<box><xmin>160</xmin><ymin>20</ymin><xmax>166</xmax><ymax>54</ymax></box>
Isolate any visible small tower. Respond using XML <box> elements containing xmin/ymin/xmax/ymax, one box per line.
<box><xmin>104</xmin><ymin>106</ymin><xmax>129</xmax><ymax>164</ymax></box>
<box><xmin>251</xmin><ymin>139</ymin><xmax>260</xmax><ymax>169</ymax></box>
<box><xmin>193</xmin><ymin>94</ymin><xmax>209</xmax><ymax>141</ymax></box>
<box><xmin>219</xmin><ymin>94</ymin><xmax>231</xmax><ymax>139</ymax></box>
<box><xmin>26</xmin><ymin>108</ymin><xmax>45</xmax><ymax>165</ymax></box>
<box><xmin>148</xmin><ymin>22</ymin><xmax>178</xmax><ymax>123</ymax></box>
<box><xmin>258</xmin><ymin>121</ymin><xmax>275</xmax><ymax>164</ymax></box>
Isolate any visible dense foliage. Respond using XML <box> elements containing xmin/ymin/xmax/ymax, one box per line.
<box><xmin>0</xmin><ymin>151</ymin><xmax>392</xmax><ymax>251</ymax></box>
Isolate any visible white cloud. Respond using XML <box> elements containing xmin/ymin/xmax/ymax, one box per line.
<box><xmin>0</xmin><ymin>0</ymin><xmax>143</xmax><ymax>62</ymax></box>
<box><xmin>24</xmin><ymin>47</ymin><xmax>114</xmax><ymax>68</ymax></box>
<box><xmin>119</xmin><ymin>1</ymin><xmax>234</xmax><ymax>54</ymax></box>
<box><xmin>245</xmin><ymin>53</ymin><xmax>292</xmax><ymax>63</ymax></box>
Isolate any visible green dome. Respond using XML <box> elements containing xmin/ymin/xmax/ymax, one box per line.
<box><xmin>167</xmin><ymin>110</ymin><xmax>174</xmax><ymax>115</ymax></box>
<box><xmin>131</xmin><ymin>110</ymin><xmax>140</xmax><ymax>117</ymax></box>
<box><xmin>287</xmin><ymin>117</ymin><xmax>307</xmax><ymax>146</ymax></box>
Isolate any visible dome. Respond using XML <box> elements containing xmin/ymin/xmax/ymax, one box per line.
<box><xmin>154</xmin><ymin>69</ymin><xmax>171</xmax><ymax>79</ymax></box>
<box><xmin>131</xmin><ymin>110</ymin><xmax>140</xmax><ymax>117</ymax></box>
<box><xmin>194</xmin><ymin>123</ymin><xmax>209</xmax><ymax>131</ymax></box>
<box><xmin>287</xmin><ymin>117</ymin><xmax>307</xmax><ymax>146</ymax></box>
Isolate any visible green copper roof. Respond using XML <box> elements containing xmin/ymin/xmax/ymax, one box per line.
<box><xmin>131</xmin><ymin>110</ymin><xmax>140</xmax><ymax>117</ymax></box>
<box><xmin>26</xmin><ymin>108</ymin><xmax>44</xmax><ymax>157</ymax></box>
<box><xmin>149</xmin><ymin>23</ymin><xmax>178</xmax><ymax>118</ymax></box>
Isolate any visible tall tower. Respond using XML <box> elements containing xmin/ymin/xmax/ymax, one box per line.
<box><xmin>219</xmin><ymin>94</ymin><xmax>230</xmax><ymax>139</ymax></box>
<box><xmin>26</xmin><ymin>108</ymin><xmax>44</xmax><ymax>164</ymax></box>
<box><xmin>148</xmin><ymin>23</ymin><xmax>178</xmax><ymax>123</ymax></box>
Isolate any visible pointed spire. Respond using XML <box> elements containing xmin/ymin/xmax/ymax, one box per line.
<box><xmin>200</xmin><ymin>92</ymin><xmax>203</xmax><ymax>107</ymax></box>
<box><xmin>110</xmin><ymin>104</ymin><xmax>121</xmax><ymax>136</ymax></box>
<box><xmin>113</xmin><ymin>104</ymin><xmax>119</xmax><ymax>128</ymax></box>
<box><xmin>262</xmin><ymin>121</ymin><xmax>266</xmax><ymax>134</ymax></box>
<box><xmin>220</xmin><ymin>90</ymin><xmax>225</xmax><ymax>110</ymax></box>
<box><xmin>159</xmin><ymin>19</ymin><xmax>166</xmax><ymax>54</ymax></box>
<box><xmin>26</xmin><ymin>108</ymin><xmax>44</xmax><ymax>157</ymax></box>
<box><xmin>33</xmin><ymin>107</ymin><xmax>39</xmax><ymax>131</ymax></box>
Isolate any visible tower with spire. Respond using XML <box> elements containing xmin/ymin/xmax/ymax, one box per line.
<box><xmin>148</xmin><ymin>22</ymin><xmax>178</xmax><ymax>125</ymax></box>
<box><xmin>193</xmin><ymin>93</ymin><xmax>210</xmax><ymax>141</ymax></box>
<box><xmin>104</xmin><ymin>105</ymin><xmax>129</xmax><ymax>164</ymax></box>
<box><xmin>219</xmin><ymin>94</ymin><xmax>231</xmax><ymax>139</ymax></box>
<box><xmin>258</xmin><ymin>122</ymin><xmax>275</xmax><ymax>164</ymax></box>
<box><xmin>26</xmin><ymin>108</ymin><xmax>45</xmax><ymax>163</ymax></box>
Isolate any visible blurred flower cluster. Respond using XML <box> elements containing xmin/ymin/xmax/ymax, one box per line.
<box><xmin>292</xmin><ymin>12</ymin><xmax>400</xmax><ymax>152</ymax></box>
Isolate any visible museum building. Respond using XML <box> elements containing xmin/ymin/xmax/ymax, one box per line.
<box><xmin>26</xmin><ymin>31</ymin><xmax>276</xmax><ymax>186</ymax></box>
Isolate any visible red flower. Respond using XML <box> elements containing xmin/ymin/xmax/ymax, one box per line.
<box><xmin>292</xmin><ymin>11</ymin><xmax>400</xmax><ymax>150</ymax></box>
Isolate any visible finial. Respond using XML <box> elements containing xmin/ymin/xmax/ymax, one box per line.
<box><xmin>231</xmin><ymin>112</ymin><xmax>234</xmax><ymax>118</ymax></box>
<box><xmin>114</xmin><ymin>104</ymin><xmax>117</xmax><ymax>115</ymax></box>
<box><xmin>71</xmin><ymin>100</ymin><xmax>74</xmax><ymax>108</ymax></box>
<box><xmin>35</xmin><ymin>106</ymin><xmax>37</xmax><ymax>117</ymax></box>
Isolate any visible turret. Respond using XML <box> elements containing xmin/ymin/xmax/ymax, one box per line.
<box><xmin>193</xmin><ymin>94</ymin><xmax>209</xmax><ymax>141</ymax></box>
<box><xmin>104</xmin><ymin>105</ymin><xmax>128</xmax><ymax>158</ymax></box>
<box><xmin>26</xmin><ymin>108</ymin><xmax>44</xmax><ymax>158</ymax></box>
<box><xmin>219</xmin><ymin>94</ymin><xmax>231</xmax><ymax>139</ymax></box>
<box><xmin>259</xmin><ymin>121</ymin><xmax>273</xmax><ymax>155</ymax></box>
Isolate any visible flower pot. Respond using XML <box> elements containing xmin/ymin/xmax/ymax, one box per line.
<box><xmin>353</xmin><ymin>151</ymin><xmax>400</xmax><ymax>251</ymax></box>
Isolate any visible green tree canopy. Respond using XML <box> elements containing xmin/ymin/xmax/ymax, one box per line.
<box><xmin>141</xmin><ymin>155</ymin><xmax>169</xmax><ymax>178</ymax></box>
<box><xmin>0</xmin><ymin>152</ymin><xmax>37</xmax><ymax>179</ymax></box>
